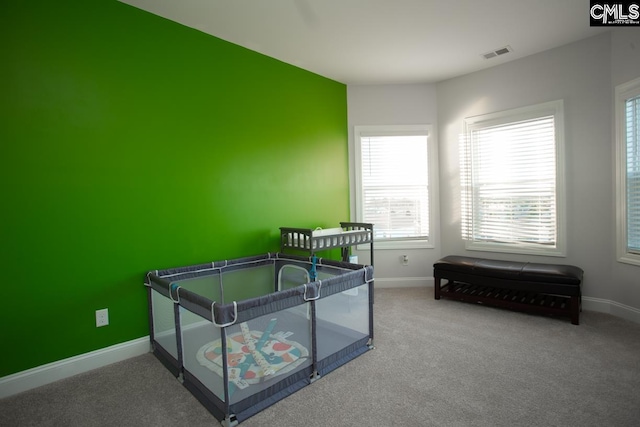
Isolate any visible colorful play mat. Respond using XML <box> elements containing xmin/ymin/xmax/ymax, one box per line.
<box><xmin>196</xmin><ymin>318</ymin><xmax>309</xmax><ymax>390</ymax></box>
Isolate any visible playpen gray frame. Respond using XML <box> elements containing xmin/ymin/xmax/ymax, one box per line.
<box><xmin>144</xmin><ymin>253</ymin><xmax>374</xmax><ymax>426</ymax></box>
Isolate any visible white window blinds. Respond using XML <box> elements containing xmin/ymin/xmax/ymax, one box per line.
<box><xmin>463</xmin><ymin>108</ymin><xmax>561</xmax><ymax>252</ymax></box>
<box><xmin>627</xmin><ymin>95</ymin><xmax>640</xmax><ymax>254</ymax></box>
<box><xmin>360</xmin><ymin>134</ymin><xmax>429</xmax><ymax>241</ymax></box>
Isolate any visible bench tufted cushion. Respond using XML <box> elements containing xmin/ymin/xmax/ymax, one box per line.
<box><xmin>434</xmin><ymin>255</ymin><xmax>583</xmax><ymax>286</ymax></box>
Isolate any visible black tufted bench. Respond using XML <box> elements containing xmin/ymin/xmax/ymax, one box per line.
<box><xmin>434</xmin><ymin>255</ymin><xmax>584</xmax><ymax>324</ymax></box>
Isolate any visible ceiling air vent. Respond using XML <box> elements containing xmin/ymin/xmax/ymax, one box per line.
<box><xmin>482</xmin><ymin>45</ymin><xmax>512</xmax><ymax>60</ymax></box>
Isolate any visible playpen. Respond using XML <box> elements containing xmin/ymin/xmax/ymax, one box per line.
<box><xmin>144</xmin><ymin>253</ymin><xmax>374</xmax><ymax>426</ymax></box>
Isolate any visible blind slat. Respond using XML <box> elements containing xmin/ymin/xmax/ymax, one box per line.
<box><xmin>361</xmin><ymin>134</ymin><xmax>429</xmax><ymax>240</ymax></box>
<box><xmin>464</xmin><ymin>113</ymin><xmax>558</xmax><ymax>246</ymax></box>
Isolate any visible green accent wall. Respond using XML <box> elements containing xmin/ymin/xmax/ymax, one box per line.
<box><xmin>0</xmin><ymin>0</ymin><xmax>348</xmax><ymax>377</ymax></box>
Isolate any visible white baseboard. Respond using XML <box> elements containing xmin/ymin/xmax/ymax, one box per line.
<box><xmin>0</xmin><ymin>336</ymin><xmax>151</xmax><ymax>399</ymax></box>
<box><xmin>582</xmin><ymin>297</ymin><xmax>640</xmax><ymax>324</ymax></box>
<box><xmin>374</xmin><ymin>277</ymin><xmax>433</xmax><ymax>288</ymax></box>
<box><xmin>373</xmin><ymin>277</ymin><xmax>640</xmax><ymax>324</ymax></box>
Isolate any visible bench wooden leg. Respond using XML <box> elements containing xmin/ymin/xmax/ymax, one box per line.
<box><xmin>434</xmin><ymin>276</ymin><xmax>441</xmax><ymax>300</ymax></box>
<box><xmin>570</xmin><ymin>296</ymin><xmax>580</xmax><ymax>325</ymax></box>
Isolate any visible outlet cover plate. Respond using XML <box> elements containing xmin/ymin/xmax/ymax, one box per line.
<box><xmin>96</xmin><ymin>308</ymin><xmax>109</xmax><ymax>327</ymax></box>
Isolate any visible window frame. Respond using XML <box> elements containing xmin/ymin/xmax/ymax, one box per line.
<box><xmin>353</xmin><ymin>124</ymin><xmax>437</xmax><ymax>250</ymax></box>
<box><xmin>462</xmin><ymin>100</ymin><xmax>566</xmax><ymax>257</ymax></box>
<box><xmin>615</xmin><ymin>76</ymin><xmax>640</xmax><ymax>267</ymax></box>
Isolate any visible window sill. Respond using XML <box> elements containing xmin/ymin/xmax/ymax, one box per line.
<box><xmin>618</xmin><ymin>253</ymin><xmax>640</xmax><ymax>267</ymax></box>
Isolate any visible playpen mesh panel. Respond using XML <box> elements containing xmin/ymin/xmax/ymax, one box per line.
<box><xmin>151</xmin><ymin>289</ymin><xmax>178</xmax><ymax>359</ymax></box>
<box><xmin>315</xmin><ymin>265</ymin><xmax>355</xmax><ymax>287</ymax></box>
<box><xmin>278</xmin><ymin>264</ymin><xmax>310</xmax><ymax>291</ymax></box>
<box><xmin>177</xmin><ymin>275</ymin><xmax>222</xmax><ymax>302</ymax></box>
<box><xmin>225</xmin><ymin>308</ymin><xmax>312</xmax><ymax>406</ymax></box>
<box><xmin>181</xmin><ymin>309</ymin><xmax>225</xmax><ymax>400</ymax></box>
<box><xmin>315</xmin><ymin>283</ymin><xmax>370</xmax><ymax>362</ymax></box>
<box><xmin>221</xmin><ymin>265</ymin><xmax>275</xmax><ymax>303</ymax></box>
<box><xmin>181</xmin><ymin>304</ymin><xmax>313</xmax><ymax>407</ymax></box>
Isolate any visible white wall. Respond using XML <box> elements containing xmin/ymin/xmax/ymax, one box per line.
<box><xmin>437</xmin><ymin>32</ymin><xmax>640</xmax><ymax>321</ymax></box>
<box><xmin>347</xmin><ymin>84</ymin><xmax>439</xmax><ymax>287</ymax></box>
<box><xmin>347</xmin><ymin>33</ymin><xmax>640</xmax><ymax>322</ymax></box>
<box><xmin>609</xmin><ymin>29</ymin><xmax>640</xmax><ymax>319</ymax></box>
<box><xmin>437</xmin><ymin>33</ymin><xmax>612</xmax><ymax>298</ymax></box>
<box><xmin>611</xmin><ymin>29</ymin><xmax>640</xmax><ymax>86</ymax></box>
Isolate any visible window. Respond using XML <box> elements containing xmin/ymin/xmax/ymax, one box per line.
<box><xmin>462</xmin><ymin>100</ymin><xmax>565</xmax><ymax>256</ymax></box>
<box><xmin>616</xmin><ymin>77</ymin><xmax>640</xmax><ymax>266</ymax></box>
<box><xmin>353</xmin><ymin>125</ymin><xmax>436</xmax><ymax>249</ymax></box>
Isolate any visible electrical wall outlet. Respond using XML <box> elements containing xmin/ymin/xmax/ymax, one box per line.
<box><xmin>96</xmin><ymin>308</ymin><xmax>109</xmax><ymax>327</ymax></box>
<box><xmin>402</xmin><ymin>255</ymin><xmax>409</xmax><ymax>266</ymax></box>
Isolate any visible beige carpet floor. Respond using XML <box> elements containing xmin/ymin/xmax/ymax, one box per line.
<box><xmin>2</xmin><ymin>287</ymin><xmax>640</xmax><ymax>427</ymax></box>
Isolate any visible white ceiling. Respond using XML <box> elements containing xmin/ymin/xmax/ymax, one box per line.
<box><xmin>119</xmin><ymin>0</ymin><xmax>609</xmax><ymax>85</ymax></box>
